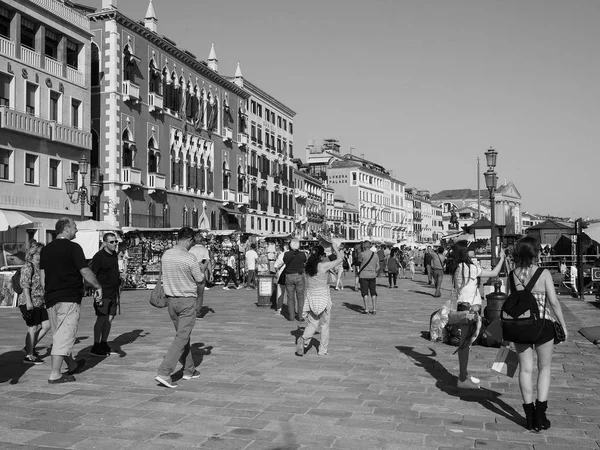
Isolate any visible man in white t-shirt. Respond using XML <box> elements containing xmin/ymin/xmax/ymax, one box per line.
<box><xmin>189</xmin><ymin>238</ymin><xmax>213</xmax><ymax>318</ymax></box>
<box><xmin>245</xmin><ymin>244</ymin><xmax>258</xmax><ymax>289</ymax></box>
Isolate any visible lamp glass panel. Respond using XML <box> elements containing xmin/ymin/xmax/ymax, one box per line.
<box><xmin>485</xmin><ymin>148</ymin><xmax>497</xmax><ymax>168</ymax></box>
<box><xmin>484</xmin><ymin>170</ymin><xmax>496</xmax><ymax>189</ymax></box>
<box><xmin>79</xmin><ymin>155</ymin><xmax>88</xmax><ymax>175</ymax></box>
<box><xmin>65</xmin><ymin>177</ymin><xmax>75</xmax><ymax>195</ymax></box>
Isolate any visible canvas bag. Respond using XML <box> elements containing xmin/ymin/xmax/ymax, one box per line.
<box><xmin>491</xmin><ymin>346</ymin><xmax>519</xmax><ymax>378</ymax></box>
<box><xmin>149</xmin><ymin>264</ymin><xmax>167</xmax><ymax>308</ymax></box>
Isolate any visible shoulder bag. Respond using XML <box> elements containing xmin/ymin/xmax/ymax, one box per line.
<box><xmin>358</xmin><ymin>252</ymin><xmax>375</xmax><ymax>277</ymax></box>
<box><xmin>149</xmin><ymin>263</ymin><xmax>167</xmax><ymax>308</ymax></box>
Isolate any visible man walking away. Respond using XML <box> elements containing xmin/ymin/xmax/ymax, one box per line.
<box><xmin>223</xmin><ymin>252</ymin><xmax>242</xmax><ymax>290</ymax></box>
<box><xmin>358</xmin><ymin>240</ymin><xmax>380</xmax><ymax>315</ymax></box>
<box><xmin>90</xmin><ymin>233</ymin><xmax>121</xmax><ymax>356</ymax></box>
<box><xmin>40</xmin><ymin>218</ymin><xmax>102</xmax><ymax>384</ymax></box>
<box><xmin>189</xmin><ymin>236</ymin><xmax>213</xmax><ymax>317</ymax></box>
<box><xmin>431</xmin><ymin>247</ymin><xmax>446</xmax><ymax>297</ymax></box>
<box><xmin>377</xmin><ymin>245</ymin><xmax>386</xmax><ymax>277</ymax></box>
<box><xmin>245</xmin><ymin>244</ymin><xmax>258</xmax><ymax>289</ymax></box>
<box><xmin>156</xmin><ymin>227</ymin><xmax>206</xmax><ymax>389</ymax></box>
<box><xmin>424</xmin><ymin>246</ymin><xmax>433</xmax><ymax>284</ymax></box>
<box><xmin>283</xmin><ymin>238</ymin><xmax>307</xmax><ymax>322</ymax></box>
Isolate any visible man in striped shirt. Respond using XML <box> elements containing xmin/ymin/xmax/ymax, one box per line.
<box><xmin>155</xmin><ymin>227</ymin><xmax>206</xmax><ymax>389</ymax></box>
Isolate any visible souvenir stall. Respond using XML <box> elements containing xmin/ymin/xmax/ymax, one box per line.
<box><xmin>202</xmin><ymin>230</ymin><xmax>242</xmax><ymax>286</ymax></box>
<box><xmin>120</xmin><ymin>228</ymin><xmax>179</xmax><ymax>289</ymax></box>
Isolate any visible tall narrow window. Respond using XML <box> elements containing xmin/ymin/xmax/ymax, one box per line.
<box><xmin>0</xmin><ymin>72</ymin><xmax>11</xmax><ymax>107</ymax></box>
<box><xmin>163</xmin><ymin>203</ymin><xmax>170</xmax><ymax>228</ymax></box>
<box><xmin>192</xmin><ymin>207</ymin><xmax>199</xmax><ymax>228</ymax></box>
<box><xmin>45</xmin><ymin>29</ymin><xmax>59</xmax><ymax>59</ymax></box>
<box><xmin>66</xmin><ymin>40</ymin><xmax>79</xmax><ymax>69</ymax></box>
<box><xmin>0</xmin><ymin>148</ymin><xmax>12</xmax><ymax>181</ymax></box>
<box><xmin>71</xmin><ymin>99</ymin><xmax>80</xmax><ymax>128</ymax></box>
<box><xmin>0</xmin><ymin>7</ymin><xmax>11</xmax><ymax>39</ymax></box>
<box><xmin>25</xmin><ymin>153</ymin><xmax>38</xmax><ymax>184</ymax></box>
<box><xmin>122</xmin><ymin>200</ymin><xmax>131</xmax><ymax>227</ymax></box>
<box><xmin>49</xmin><ymin>91</ymin><xmax>60</xmax><ymax>122</ymax></box>
<box><xmin>91</xmin><ymin>44</ymin><xmax>100</xmax><ymax>86</ymax></box>
<box><xmin>21</xmin><ymin>18</ymin><xmax>35</xmax><ymax>49</ymax></box>
<box><xmin>26</xmin><ymin>83</ymin><xmax>37</xmax><ymax>116</ymax></box>
<box><xmin>48</xmin><ymin>158</ymin><xmax>60</xmax><ymax>187</ymax></box>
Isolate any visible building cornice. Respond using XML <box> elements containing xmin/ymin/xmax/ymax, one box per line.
<box><xmin>88</xmin><ymin>10</ymin><xmax>249</xmax><ymax>99</ymax></box>
<box><xmin>243</xmin><ymin>80</ymin><xmax>296</xmax><ymax>117</ymax></box>
<box><xmin>21</xmin><ymin>0</ymin><xmax>93</xmax><ymax>36</ymax></box>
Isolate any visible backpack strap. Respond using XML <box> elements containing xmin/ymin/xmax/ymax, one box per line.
<box><xmin>508</xmin><ymin>270</ymin><xmax>518</xmax><ymax>291</ymax></box>
<box><xmin>524</xmin><ymin>267</ymin><xmax>544</xmax><ymax>291</ymax></box>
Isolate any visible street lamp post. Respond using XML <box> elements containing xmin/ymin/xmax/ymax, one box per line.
<box><xmin>484</xmin><ymin>147</ymin><xmax>498</xmax><ymax>268</ymax></box>
<box><xmin>64</xmin><ymin>155</ymin><xmax>101</xmax><ymax>221</ymax></box>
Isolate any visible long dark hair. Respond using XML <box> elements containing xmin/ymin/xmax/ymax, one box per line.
<box><xmin>306</xmin><ymin>245</ymin><xmax>325</xmax><ymax>277</ymax></box>
<box><xmin>513</xmin><ymin>236</ymin><xmax>539</xmax><ymax>268</ymax></box>
<box><xmin>454</xmin><ymin>246</ymin><xmax>475</xmax><ymax>291</ymax></box>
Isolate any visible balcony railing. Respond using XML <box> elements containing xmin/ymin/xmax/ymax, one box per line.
<box><xmin>0</xmin><ymin>36</ymin><xmax>15</xmax><ymax>58</ymax></box>
<box><xmin>222</xmin><ymin>189</ymin><xmax>236</xmax><ymax>202</ymax></box>
<box><xmin>122</xmin><ymin>166</ymin><xmax>142</xmax><ymax>187</ymax></box>
<box><xmin>30</xmin><ymin>0</ymin><xmax>91</xmax><ymax>32</ymax></box>
<box><xmin>238</xmin><ymin>133</ymin><xmax>248</xmax><ymax>147</ymax></box>
<box><xmin>148</xmin><ymin>93</ymin><xmax>163</xmax><ymax>112</ymax></box>
<box><xmin>0</xmin><ymin>106</ymin><xmax>52</xmax><ymax>139</ymax></box>
<box><xmin>249</xmin><ymin>167</ymin><xmax>258</xmax><ymax>177</ymax></box>
<box><xmin>53</xmin><ymin>123</ymin><xmax>92</xmax><ymax>150</ymax></box>
<box><xmin>66</xmin><ymin>66</ymin><xmax>84</xmax><ymax>86</ymax></box>
<box><xmin>222</xmin><ymin>127</ymin><xmax>233</xmax><ymax>142</ymax></box>
<box><xmin>237</xmin><ymin>192</ymin><xmax>249</xmax><ymax>204</ymax></box>
<box><xmin>147</xmin><ymin>172</ymin><xmax>166</xmax><ymax>191</ymax></box>
<box><xmin>21</xmin><ymin>46</ymin><xmax>40</xmax><ymax>68</ymax></box>
<box><xmin>122</xmin><ymin>80</ymin><xmax>140</xmax><ymax>102</ymax></box>
<box><xmin>45</xmin><ymin>56</ymin><xmax>63</xmax><ymax>77</ymax></box>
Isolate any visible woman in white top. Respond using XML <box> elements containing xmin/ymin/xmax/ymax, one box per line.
<box><xmin>509</xmin><ymin>237</ymin><xmax>567</xmax><ymax>432</ymax></box>
<box><xmin>453</xmin><ymin>246</ymin><xmax>505</xmax><ymax>389</ymax></box>
<box><xmin>273</xmin><ymin>244</ymin><xmax>288</xmax><ymax>316</ymax></box>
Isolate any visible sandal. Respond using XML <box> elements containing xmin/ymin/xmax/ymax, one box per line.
<box><xmin>48</xmin><ymin>374</ymin><xmax>76</xmax><ymax>384</ymax></box>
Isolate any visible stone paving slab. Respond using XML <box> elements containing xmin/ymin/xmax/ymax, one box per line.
<box><xmin>1</xmin><ymin>273</ymin><xmax>600</xmax><ymax>449</ymax></box>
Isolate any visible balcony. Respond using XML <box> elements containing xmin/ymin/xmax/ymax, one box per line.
<box><xmin>237</xmin><ymin>192</ymin><xmax>249</xmax><ymax>204</ymax></box>
<box><xmin>122</xmin><ymin>80</ymin><xmax>140</xmax><ymax>102</ymax></box>
<box><xmin>21</xmin><ymin>46</ymin><xmax>40</xmax><ymax>68</ymax></box>
<box><xmin>45</xmin><ymin>56</ymin><xmax>63</xmax><ymax>77</ymax></box>
<box><xmin>53</xmin><ymin>123</ymin><xmax>92</xmax><ymax>150</ymax></box>
<box><xmin>122</xmin><ymin>166</ymin><xmax>142</xmax><ymax>188</ymax></box>
<box><xmin>273</xmin><ymin>176</ymin><xmax>281</xmax><ymax>185</ymax></box>
<box><xmin>0</xmin><ymin>106</ymin><xmax>52</xmax><ymax>139</ymax></box>
<box><xmin>0</xmin><ymin>36</ymin><xmax>15</xmax><ymax>58</ymax></box>
<box><xmin>238</xmin><ymin>133</ymin><xmax>248</xmax><ymax>148</ymax></box>
<box><xmin>222</xmin><ymin>127</ymin><xmax>233</xmax><ymax>142</ymax></box>
<box><xmin>148</xmin><ymin>93</ymin><xmax>163</xmax><ymax>112</ymax></box>
<box><xmin>222</xmin><ymin>189</ymin><xmax>236</xmax><ymax>202</ymax></box>
<box><xmin>147</xmin><ymin>172</ymin><xmax>166</xmax><ymax>193</ymax></box>
<box><xmin>294</xmin><ymin>188</ymin><xmax>308</xmax><ymax>199</ymax></box>
<box><xmin>66</xmin><ymin>66</ymin><xmax>84</xmax><ymax>86</ymax></box>
<box><xmin>30</xmin><ymin>0</ymin><xmax>91</xmax><ymax>32</ymax></box>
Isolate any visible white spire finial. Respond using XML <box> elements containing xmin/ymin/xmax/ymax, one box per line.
<box><xmin>208</xmin><ymin>43</ymin><xmax>218</xmax><ymax>72</ymax></box>
<box><xmin>234</xmin><ymin>62</ymin><xmax>243</xmax><ymax>78</ymax></box>
<box><xmin>144</xmin><ymin>0</ymin><xmax>158</xmax><ymax>33</ymax></box>
<box><xmin>145</xmin><ymin>0</ymin><xmax>156</xmax><ymax>19</ymax></box>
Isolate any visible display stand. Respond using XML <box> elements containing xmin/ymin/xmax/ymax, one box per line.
<box><xmin>256</xmin><ymin>274</ymin><xmax>275</xmax><ymax>307</ymax></box>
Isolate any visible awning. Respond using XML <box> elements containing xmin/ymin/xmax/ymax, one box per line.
<box><xmin>584</xmin><ymin>222</ymin><xmax>600</xmax><ymax>244</ymax></box>
<box><xmin>220</xmin><ymin>206</ymin><xmax>242</xmax><ymax>216</ymax></box>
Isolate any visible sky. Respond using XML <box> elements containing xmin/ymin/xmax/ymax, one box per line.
<box><xmin>89</xmin><ymin>0</ymin><xmax>599</xmax><ymax>219</ymax></box>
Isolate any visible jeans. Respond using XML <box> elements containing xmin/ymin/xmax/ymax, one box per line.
<box><xmin>302</xmin><ymin>307</ymin><xmax>330</xmax><ymax>354</ymax></box>
<box><xmin>388</xmin><ymin>273</ymin><xmax>398</xmax><ymax>287</ymax></box>
<box><xmin>223</xmin><ymin>267</ymin><xmax>238</xmax><ymax>287</ymax></box>
<box><xmin>246</xmin><ymin>270</ymin><xmax>256</xmax><ymax>288</ymax></box>
<box><xmin>157</xmin><ymin>296</ymin><xmax>197</xmax><ymax>378</ymax></box>
<box><xmin>196</xmin><ymin>280</ymin><xmax>206</xmax><ymax>318</ymax></box>
<box><xmin>285</xmin><ymin>273</ymin><xmax>305</xmax><ymax>321</ymax></box>
<box><xmin>432</xmin><ymin>268</ymin><xmax>444</xmax><ymax>296</ymax></box>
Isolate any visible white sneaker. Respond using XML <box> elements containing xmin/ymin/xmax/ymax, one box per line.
<box><xmin>236</xmin><ymin>286</ymin><xmax>242</xmax><ymax>290</ymax></box>
<box><xmin>223</xmin><ymin>286</ymin><xmax>230</xmax><ymax>290</ymax></box>
<box><xmin>155</xmin><ymin>375</ymin><xmax>177</xmax><ymax>388</ymax></box>
<box><xmin>457</xmin><ymin>377</ymin><xmax>480</xmax><ymax>389</ymax></box>
<box><xmin>182</xmin><ymin>370</ymin><xmax>201</xmax><ymax>380</ymax></box>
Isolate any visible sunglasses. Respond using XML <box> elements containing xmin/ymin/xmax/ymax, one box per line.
<box><xmin>107</xmin><ymin>240</ymin><xmax>117</xmax><ymax>244</ymax></box>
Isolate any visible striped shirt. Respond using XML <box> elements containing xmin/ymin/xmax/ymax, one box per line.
<box><xmin>161</xmin><ymin>246</ymin><xmax>204</xmax><ymax>298</ymax></box>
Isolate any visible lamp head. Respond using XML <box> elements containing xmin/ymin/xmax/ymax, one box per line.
<box><xmin>485</xmin><ymin>147</ymin><xmax>497</xmax><ymax>169</ymax></box>
<box><xmin>484</xmin><ymin>169</ymin><xmax>497</xmax><ymax>191</ymax></box>
<box><xmin>79</xmin><ymin>154</ymin><xmax>89</xmax><ymax>176</ymax></box>
<box><xmin>65</xmin><ymin>177</ymin><xmax>76</xmax><ymax>196</ymax></box>
<box><xmin>90</xmin><ymin>180</ymin><xmax>101</xmax><ymax>200</ymax></box>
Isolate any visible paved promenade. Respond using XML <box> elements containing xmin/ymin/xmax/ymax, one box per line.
<box><xmin>1</xmin><ymin>272</ymin><xmax>599</xmax><ymax>450</ymax></box>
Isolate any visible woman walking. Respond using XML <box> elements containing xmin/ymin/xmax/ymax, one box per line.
<box><xmin>295</xmin><ymin>243</ymin><xmax>343</xmax><ymax>357</ymax></box>
<box><xmin>18</xmin><ymin>241</ymin><xmax>50</xmax><ymax>364</ymax></box>
<box><xmin>509</xmin><ymin>237</ymin><xmax>568</xmax><ymax>431</ymax></box>
<box><xmin>387</xmin><ymin>247</ymin><xmax>400</xmax><ymax>288</ymax></box>
<box><xmin>453</xmin><ymin>246</ymin><xmax>505</xmax><ymax>389</ymax></box>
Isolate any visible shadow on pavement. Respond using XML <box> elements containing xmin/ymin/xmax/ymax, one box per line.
<box><xmin>342</xmin><ymin>302</ymin><xmax>366</xmax><ymax>314</ymax></box>
<box><xmin>408</xmin><ymin>290</ymin><xmax>436</xmax><ymax>298</ymax></box>
<box><xmin>395</xmin><ymin>345</ymin><xmax>523</xmax><ymax>427</ymax></box>
<box><xmin>171</xmin><ymin>343</ymin><xmax>213</xmax><ymax>380</ymax></box>
<box><xmin>0</xmin><ymin>350</ymin><xmax>34</xmax><ymax>385</ymax></box>
<box><xmin>74</xmin><ymin>329</ymin><xmax>149</xmax><ymax>373</ymax></box>
<box><xmin>197</xmin><ymin>306</ymin><xmax>215</xmax><ymax>319</ymax></box>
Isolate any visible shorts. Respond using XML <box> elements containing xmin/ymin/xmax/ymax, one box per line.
<box><xmin>19</xmin><ymin>305</ymin><xmax>48</xmax><ymax>327</ymax></box>
<box><xmin>94</xmin><ymin>298</ymin><xmax>118</xmax><ymax>316</ymax></box>
<box><xmin>47</xmin><ymin>302</ymin><xmax>80</xmax><ymax>357</ymax></box>
<box><xmin>359</xmin><ymin>278</ymin><xmax>377</xmax><ymax>297</ymax></box>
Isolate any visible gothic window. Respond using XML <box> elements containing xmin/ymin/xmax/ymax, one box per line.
<box><xmin>123</xmin><ymin>45</ymin><xmax>137</xmax><ymax>83</ymax></box>
<box><xmin>192</xmin><ymin>206</ymin><xmax>199</xmax><ymax>228</ymax></box>
<box><xmin>122</xmin><ymin>130</ymin><xmax>134</xmax><ymax>167</ymax></box>
<box><xmin>170</xmin><ymin>150</ymin><xmax>177</xmax><ymax>187</ymax></box>
<box><xmin>222</xmin><ymin>162</ymin><xmax>230</xmax><ymax>190</ymax></box>
<box><xmin>237</xmin><ymin>166</ymin><xmax>244</xmax><ymax>192</ymax></box>
<box><xmin>210</xmin><ymin>210</ymin><xmax>216</xmax><ymax>230</ymax></box>
<box><xmin>148</xmin><ymin>138</ymin><xmax>158</xmax><ymax>173</ymax></box>
<box><xmin>207</xmin><ymin>158</ymin><xmax>213</xmax><ymax>193</ymax></box>
<box><xmin>198</xmin><ymin>156</ymin><xmax>205</xmax><ymax>192</ymax></box>
<box><xmin>163</xmin><ymin>203</ymin><xmax>170</xmax><ymax>228</ymax></box>
<box><xmin>186</xmin><ymin>155</ymin><xmax>192</xmax><ymax>190</ymax></box>
<box><xmin>183</xmin><ymin>206</ymin><xmax>189</xmax><ymax>227</ymax></box>
<box><xmin>122</xmin><ymin>199</ymin><xmax>131</xmax><ymax>227</ymax></box>
<box><xmin>178</xmin><ymin>151</ymin><xmax>184</xmax><ymax>188</ymax></box>
<box><xmin>149</xmin><ymin>60</ymin><xmax>161</xmax><ymax>93</ymax></box>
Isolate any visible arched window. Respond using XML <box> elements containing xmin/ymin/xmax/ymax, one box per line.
<box><xmin>148</xmin><ymin>138</ymin><xmax>158</xmax><ymax>173</ymax></box>
<box><xmin>163</xmin><ymin>203</ymin><xmax>170</xmax><ymax>228</ymax></box>
<box><xmin>122</xmin><ymin>130</ymin><xmax>134</xmax><ymax>167</ymax></box>
<box><xmin>237</xmin><ymin>166</ymin><xmax>244</xmax><ymax>192</ymax></box>
<box><xmin>170</xmin><ymin>71</ymin><xmax>178</xmax><ymax>111</ymax></box>
<box><xmin>148</xmin><ymin>201</ymin><xmax>156</xmax><ymax>217</ymax></box>
<box><xmin>183</xmin><ymin>206</ymin><xmax>189</xmax><ymax>227</ymax></box>
<box><xmin>210</xmin><ymin>210</ymin><xmax>216</xmax><ymax>230</ymax></box>
<box><xmin>170</xmin><ymin>150</ymin><xmax>177</xmax><ymax>187</ymax></box>
<box><xmin>123</xmin><ymin>45</ymin><xmax>136</xmax><ymax>83</ymax></box>
<box><xmin>91</xmin><ymin>43</ymin><xmax>100</xmax><ymax>87</ymax></box>
<box><xmin>192</xmin><ymin>206</ymin><xmax>199</xmax><ymax>228</ymax></box>
<box><xmin>162</xmin><ymin>67</ymin><xmax>170</xmax><ymax>106</ymax></box>
<box><xmin>186</xmin><ymin>155</ymin><xmax>192</xmax><ymax>190</ymax></box>
<box><xmin>122</xmin><ymin>199</ymin><xmax>131</xmax><ymax>227</ymax></box>
<box><xmin>198</xmin><ymin>156</ymin><xmax>205</xmax><ymax>192</ymax></box>
<box><xmin>207</xmin><ymin>158</ymin><xmax>213</xmax><ymax>193</ymax></box>
<box><xmin>149</xmin><ymin>59</ymin><xmax>161</xmax><ymax>94</ymax></box>
<box><xmin>178</xmin><ymin>151</ymin><xmax>184</xmax><ymax>188</ymax></box>
<box><xmin>192</xmin><ymin>155</ymin><xmax>198</xmax><ymax>191</ymax></box>
<box><xmin>222</xmin><ymin>162</ymin><xmax>230</xmax><ymax>190</ymax></box>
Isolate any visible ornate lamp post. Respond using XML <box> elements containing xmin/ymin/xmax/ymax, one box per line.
<box><xmin>484</xmin><ymin>147</ymin><xmax>498</xmax><ymax>267</ymax></box>
<box><xmin>64</xmin><ymin>155</ymin><xmax>101</xmax><ymax>221</ymax></box>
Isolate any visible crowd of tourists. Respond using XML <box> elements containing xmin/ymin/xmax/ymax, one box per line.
<box><xmin>13</xmin><ymin>219</ymin><xmax>569</xmax><ymax>432</ymax></box>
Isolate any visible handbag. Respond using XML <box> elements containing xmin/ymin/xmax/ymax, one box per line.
<box><xmin>553</xmin><ymin>321</ymin><xmax>566</xmax><ymax>344</ymax></box>
<box><xmin>149</xmin><ymin>264</ymin><xmax>167</xmax><ymax>308</ymax></box>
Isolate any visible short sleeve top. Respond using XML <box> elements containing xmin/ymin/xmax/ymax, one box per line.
<box><xmin>454</xmin><ymin>263</ymin><xmax>483</xmax><ymax>305</ymax></box>
<box><xmin>18</xmin><ymin>263</ymin><xmax>44</xmax><ymax>308</ymax></box>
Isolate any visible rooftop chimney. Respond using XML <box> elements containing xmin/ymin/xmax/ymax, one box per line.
<box><xmin>102</xmin><ymin>0</ymin><xmax>117</xmax><ymax>9</ymax></box>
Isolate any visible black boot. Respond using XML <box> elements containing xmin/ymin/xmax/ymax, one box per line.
<box><xmin>522</xmin><ymin>402</ymin><xmax>536</xmax><ymax>431</ymax></box>
<box><xmin>535</xmin><ymin>400</ymin><xmax>551</xmax><ymax>430</ymax></box>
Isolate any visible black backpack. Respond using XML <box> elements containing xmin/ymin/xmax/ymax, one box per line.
<box><xmin>501</xmin><ymin>268</ymin><xmax>546</xmax><ymax>344</ymax></box>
